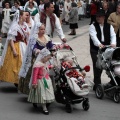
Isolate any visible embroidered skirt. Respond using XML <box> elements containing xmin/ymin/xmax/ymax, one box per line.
<box><xmin>0</xmin><ymin>42</ymin><xmax>22</xmax><ymax>84</ymax></box>
<box><xmin>28</xmin><ymin>78</ymin><xmax>55</xmax><ymax>104</ymax></box>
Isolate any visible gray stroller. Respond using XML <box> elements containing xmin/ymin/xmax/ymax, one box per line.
<box><xmin>95</xmin><ymin>46</ymin><xmax>120</xmax><ymax>103</ymax></box>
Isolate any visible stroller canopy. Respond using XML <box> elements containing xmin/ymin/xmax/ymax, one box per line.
<box><xmin>96</xmin><ymin>47</ymin><xmax>120</xmax><ymax>70</ymax></box>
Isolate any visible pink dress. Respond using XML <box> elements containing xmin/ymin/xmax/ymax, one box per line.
<box><xmin>28</xmin><ymin>62</ymin><xmax>55</xmax><ymax>104</ymax></box>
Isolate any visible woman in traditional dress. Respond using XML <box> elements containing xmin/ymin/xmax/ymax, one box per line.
<box><xmin>28</xmin><ymin>48</ymin><xmax>55</xmax><ymax>115</ymax></box>
<box><xmin>24</xmin><ymin>0</ymin><xmax>38</xmax><ymax>11</ymax></box>
<box><xmin>25</xmin><ymin>11</ymin><xmax>34</xmax><ymax>34</ymax></box>
<box><xmin>11</xmin><ymin>0</ymin><xmax>23</xmax><ymax>12</ymax></box>
<box><xmin>0</xmin><ymin>10</ymin><xmax>29</xmax><ymax>85</ymax></box>
<box><xmin>19</xmin><ymin>23</ymin><xmax>54</xmax><ymax>94</ymax></box>
<box><xmin>25</xmin><ymin>2</ymin><xmax>38</xmax><ymax>18</ymax></box>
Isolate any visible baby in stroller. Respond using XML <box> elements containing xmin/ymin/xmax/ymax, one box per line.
<box><xmin>61</xmin><ymin>56</ymin><xmax>88</xmax><ymax>89</ymax></box>
<box><xmin>51</xmin><ymin>44</ymin><xmax>93</xmax><ymax>113</ymax></box>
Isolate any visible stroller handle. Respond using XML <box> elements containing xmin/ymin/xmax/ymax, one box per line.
<box><xmin>99</xmin><ymin>45</ymin><xmax>111</xmax><ymax>52</ymax></box>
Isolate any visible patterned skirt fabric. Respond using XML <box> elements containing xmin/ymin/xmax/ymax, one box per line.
<box><xmin>28</xmin><ymin>78</ymin><xmax>55</xmax><ymax>104</ymax></box>
<box><xmin>18</xmin><ymin>57</ymin><xmax>35</xmax><ymax>95</ymax></box>
<box><xmin>0</xmin><ymin>42</ymin><xmax>22</xmax><ymax>84</ymax></box>
<box><xmin>18</xmin><ymin>65</ymin><xmax>33</xmax><ymax>95</ymax></box>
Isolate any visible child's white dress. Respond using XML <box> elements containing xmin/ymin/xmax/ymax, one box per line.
<box><xmin>28</xmin><ymin>61</ymin><xmax>55</xmax><ymax>104</ymax></box>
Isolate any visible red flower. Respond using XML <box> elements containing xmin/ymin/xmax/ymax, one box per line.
<box><xmin>84</xmin><ymin>65</ymin><xmax>90</xmax><ymax>72</ymax></box>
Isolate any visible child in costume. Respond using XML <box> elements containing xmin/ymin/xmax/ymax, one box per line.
<box><xmin>28</xmin><ymin>48</ymin><xmax>55</xmax><ymax>115</ymax></box>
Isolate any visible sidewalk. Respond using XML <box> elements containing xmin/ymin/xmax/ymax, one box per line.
<box><xmin>52</xmin><ymin>19</ymin><xmax>110</xmax><ymax>84</ymax></box>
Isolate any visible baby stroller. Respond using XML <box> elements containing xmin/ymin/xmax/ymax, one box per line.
<box><xmin>51</xmin><ymin>43</ymin><xmax>93</xmax><ymax>113</ymax></box>
<box><xmin>95</xmin><ymin>46</ymin><xmax>120</xmax><ymax>103</ymax></box>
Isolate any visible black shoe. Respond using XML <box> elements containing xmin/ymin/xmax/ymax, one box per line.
<box><xmin>42</xmin><ymin>110</ymin><xmax>49</xmax><ymax>115</ymax></box>
<box><xmin>68</xmin><ymin>33</ymin><xmax>76</xmax><ymax>35</ymax></box>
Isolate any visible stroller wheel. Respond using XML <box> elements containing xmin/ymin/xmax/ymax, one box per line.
<box><xmin>95</xmin><ymin>84</ymin><xmax>104</xmax><ymax>99</ymax></box>
<box><xmin>113</xmin><ymin>92</ymin><xmax>120</xmax><ymax>103</ymax></box>
<box><xmin>82</xmin><ymin>100</ymin><xmax>90</xmax><ymax>111</ymax></box>
<box><xmin>65</xmin><ymin>103</ymin><xmax>72</xmax><ymax>113</ymax></box>
<box><xmin>33</xmin><ymin>103</ymin><xmax>38</xmax><ymax>108</ymax></box>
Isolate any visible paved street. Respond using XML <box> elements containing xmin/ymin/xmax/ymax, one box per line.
<box><xmin>0</xmin><ymin>18</ymin><xmax>120</xmax><ymax>120</ymax></box>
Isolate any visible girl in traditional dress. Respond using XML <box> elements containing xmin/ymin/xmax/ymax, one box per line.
<box><xmin>0</xmin><ymin>10</ymin><xmax>29</xmax><ymax>85</ymax></box>
<box><xmin>19</xmin><ymin>23</ymin><xmax>54</xmax><ymax>94</ymax></box>
<box><xmin>28</xmin><ymin>48</ymin><xmax>55</xmax><ymax>115</ymax></box>
<box><xmin>1</xmin><ymin>2</ymin><xmax>11</xmax><ymax>37</ymax></box>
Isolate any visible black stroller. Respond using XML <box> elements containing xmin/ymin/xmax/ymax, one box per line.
<box><xmin>51</xmin><ymin>44</ymin><xmax>93</xmax><ymax>113</ymax></box>
<box><xmin>95</xmin><ymin>46</ymin><xmax>120</xmax><ymax>103</ymax></box>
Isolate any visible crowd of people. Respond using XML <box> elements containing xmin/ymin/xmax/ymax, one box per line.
<box><xmin>0</xmin><ymin>0</ymin><xmax>88</xmax><ymax>37</ymax></box>
<box><xmin>0</xmin><ymin>0</ymin><xmax>120</xmax><ymax>115</ymax></box>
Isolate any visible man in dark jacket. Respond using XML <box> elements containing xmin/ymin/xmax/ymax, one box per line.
<box><xmin>89</xmin><ymin>9</ymin><xmax>116</xmax><ymax>90</ymax></box>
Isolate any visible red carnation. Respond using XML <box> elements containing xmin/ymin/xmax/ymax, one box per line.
<box><xmin>84</xmin><ymin>65</ymin><xmax>90</xmax><ymax>72</ymax></box>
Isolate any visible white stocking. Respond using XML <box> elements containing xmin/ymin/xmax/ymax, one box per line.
<box><xmin>41</xmin><ymin>103</ymin><xmax>47</xmax><ymax>111</ymax></box>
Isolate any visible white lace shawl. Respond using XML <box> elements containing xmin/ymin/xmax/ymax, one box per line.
<box><xmin>19</xmin><ymin>34</ymin><xmax>51</xmax><ymax>78</ymax></box>
<box><xmin>0</xmin><ymin>22</ymin><xmax>29</xmax><ymax>66</ymax></box>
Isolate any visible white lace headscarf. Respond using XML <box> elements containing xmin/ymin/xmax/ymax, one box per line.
<box><xmin>29</xmin><ymin>48</ymin><xmax>51</xmax><ymax>88</ymax></box>
<box><xmin>19</xmin><ymin>22</ymin><xmax>43</xmax><ymax>78</ymax></box>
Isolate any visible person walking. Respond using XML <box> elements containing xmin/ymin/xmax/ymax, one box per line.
<box><xmin>25</xmin><ymin>11</ymin><xmax>35</xmax><ymax>34</ymax></box>
<box><xmin>1</xmin><ymin>2</ymin><xmax>11</xmax><ymax>38</ymax></box>
<box><xmin>11</xmin><ymin>0</ymin><xmax>23</xmax><ymax>12</ymax></box>
<box><xmin>89</xmin><ymin>9</ymin><xmax>116</xmax><ymax>90</ymax></box>
<box><xmin>107</xmin><ymin>3</ymin><xmax>120</xmax><ymax>47</ymax></box>
<box><xmin>34</xmin><ymin>2</ymin><xmax>66</xmax><ymax>42</ymax></box>
<box><xmin>63</xmin><ymin>0</ymin><xmax>71</xmax><ymax>24</ymax></box>
<box><xmin>0</xmin><ymin>10</ymin><xmax>29</xmax><ymax>86</ymax></box>
<box><xmin>28</xmin><ymin>48</ymin><xmax>55</xmax><ymax>115</ymax></box>
<box><xmin>102</xmin><ymin>2</ymin><xmax>111</xmax><ymax>23</ymax></box>
<box><xmin>68</xmin><ymin>2</ymin><xmax>78</xmax><ymax>35</ymax></box>
<box><xmin>19</xmin><ymin>23</ymin><xmax>54</xmax><ymax>94</ymax></box>
<box><xmin>89</xmin><ymin>0</ymin><xmax>97</xmax><ymax>25</ymax></box>
<box><xmin>25</xmin><ymin>1</ymin><xmax>38</xmax><ymax>17</ymax></box>
<box><xmin>24</xmin><ymin>0</ymin><xmax>38</xmax><ymax>11</ymax></box>
<box><xmin>77</xmin><ymin>0</ymin><xmax>83</xmax><ymax>20</ymax></box>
